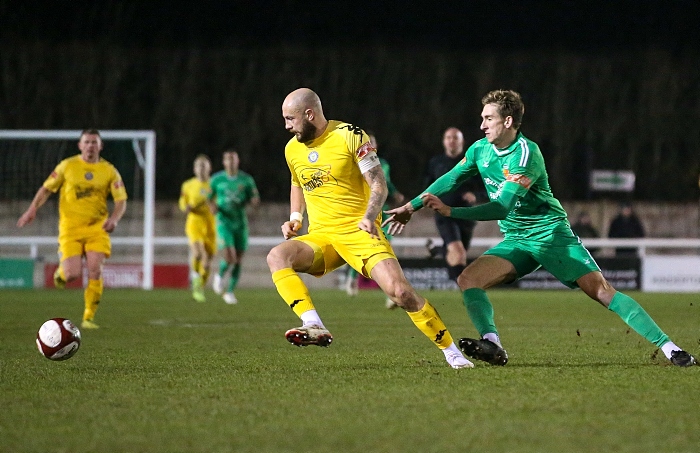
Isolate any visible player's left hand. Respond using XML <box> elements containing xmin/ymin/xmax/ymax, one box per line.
<box><xmin>420</xmin><ymin>193</ymin><xmax>451</xmax><ymax>217</ymax></box>
<box><xmin>103</xmin><ymin>218</ymin><xmax>118</xmax><ymax>233</ymax></box>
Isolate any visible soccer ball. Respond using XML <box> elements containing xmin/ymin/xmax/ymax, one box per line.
<box><xmin>36</xmin><ymin>318</ymin><xmax>81</xmax><ymax>361</ymax></box>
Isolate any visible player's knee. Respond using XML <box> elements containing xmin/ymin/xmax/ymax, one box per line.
<box><xmin>387</xmin><ymin>282</ymin><xmax>420</xmax><ymax>310</ymax></box>
<box><xmin>84</xmin><ymin>266</ymin><xmax>102</xmax><ymax>281</ymax></box>
<box><xmin>266</xmin><ymin>246</ymin><xmax>290</xmax><ymax>271</ymax></box>
<box><xmin>64</xmin><ymin>268</ymin><xmax>81</xmax><ymax>282</ymax></box>
<box><xmin>456</xmin><ymin>271</ymin><xmax>479</xmax><ymax>290</ymax></box>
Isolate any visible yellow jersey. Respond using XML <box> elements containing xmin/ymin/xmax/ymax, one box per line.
<box><xmin>43</xmin><ymin>155</ymin><xmax>128</xmax><ymax>233</ymax></box>
<box><xmin>285</xmin><ymin>120</ymin><xmax>377</xmax><ymax>234</ymax></box>
<box><xmin>179</xmin><ymin>177</ymin><xmax>214</xmax><ymax>219</ymax></box>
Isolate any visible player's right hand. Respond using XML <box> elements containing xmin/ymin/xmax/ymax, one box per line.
<box><xmin>281</xmin><ymin>220</ymin><xmax>301</xmax><ymax>240</ymax></box>
<box><xmin>17</xmin><ymin>208</ymin><xmax>36</xmax><ymax>228</ymax></box>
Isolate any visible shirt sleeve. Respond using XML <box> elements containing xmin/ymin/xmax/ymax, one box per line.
<box><xmin>110</xmin><ymin>167</ymin><xmax>128</xmax><ymax>201</ymax></box>
<box><xmin>42</xmin><ymin>160</ymin><xmax>67</xmax><ymax>193</ymax></box>
<box><xmin>178</xmin><ymin>181</ymin><xmax>189</xmax><ymax>212</ymax></box>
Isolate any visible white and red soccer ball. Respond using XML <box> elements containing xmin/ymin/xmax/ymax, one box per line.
<box><xmin>36</xmin><ymin>318</ymin><xmax>81</xmax><ymax>361</ymax></box>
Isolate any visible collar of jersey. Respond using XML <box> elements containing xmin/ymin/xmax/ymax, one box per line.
<box><xmin>491</xmin><ymin>132</ymin><xmax>524</xmax><ymax>157</ymax></box>
<box><xmin>305</xmin><ymin>121</ymin><xmax>334</xmax><ymax>148</ymax></box>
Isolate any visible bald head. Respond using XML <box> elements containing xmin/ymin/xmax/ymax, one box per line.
<box><xmin>283</xmin><ymin>88</ymin><xmax>323</xmax><ymax>114</ymax></box>
<box><xmin>442</xmin><ymin>127</ymin><xmax>464</xmax><ymax>158</ymax></box>
<box><xmin>282</xmin><ymin>88</ymin><xmax>328</xmax><ymax>142</ymax></box>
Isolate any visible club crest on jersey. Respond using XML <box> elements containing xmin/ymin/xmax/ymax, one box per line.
<box><xmin>308</xmin><ymin>151</ymin><xmax>319</xmax><ymax>163</ymax></box>
<box><xmin>84</xmin><ymin>172</ymin><xmax>93</xmax><ymax>181</ymax></box>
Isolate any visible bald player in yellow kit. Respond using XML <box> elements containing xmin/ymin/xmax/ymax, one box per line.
<box><xmin>17</xmin><ymin>129</ymin><xmax>127</xmax><ymax>329</ymax></box>
<box><xmin>179</xmin><ymin>154</ymin><xmax>216</xmax><ymax>302</ymax></box>
<box><xmin>266</xmin><ymin>88</ymin><xmax>472</xmax><ymax>369</ymax></box>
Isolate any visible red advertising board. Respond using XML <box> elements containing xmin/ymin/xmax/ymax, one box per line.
<box><xmin>44</xmin><ymin>264</ymin><xmax>189</xmax><ymax>288</ymax></box>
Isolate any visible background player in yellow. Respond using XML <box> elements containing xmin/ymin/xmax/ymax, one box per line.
<box><xmin>17</xmin><ymin>129</ymin><xmax>127</xmax><ymax>329</ymax></box>
<box><xmin>266</xmin><ymin>87</ymin><xmax>472</xmax><ymax>369</ymax></box>
<box><xmin>179</xmin><ymin>154</ymin><xmax>216</xmax><ymax>302</ymax></box>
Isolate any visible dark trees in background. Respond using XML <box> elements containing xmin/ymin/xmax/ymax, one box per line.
<box><xmin>1</xmin><ymin>2</ymin><xmax>698</xmax><ymax>201</ymax></box>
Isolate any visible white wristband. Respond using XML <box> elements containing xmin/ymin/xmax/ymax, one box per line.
<box><xmin>290</xmin><ymin>212</ymin><xmax>303</xmax><ymax>223</ymax></box>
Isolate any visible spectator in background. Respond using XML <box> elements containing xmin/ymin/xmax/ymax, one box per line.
<box><xmin>571</xmin><ymin>211</ymin><xmax>600</xmax><ymax>255</ymax></box>
<box><xmin>608</xmin><ymin>202</ymin><xmax>645</xmax><ymax>257</ymax></box>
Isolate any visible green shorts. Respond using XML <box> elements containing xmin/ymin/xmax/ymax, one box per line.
<box><xmin>484</xmin><ymin>231</ymin><xmax>600</xmax><ymax>288</ymax></box>
<box><xmin>216</xmin><ymin>222</ymin><xmax>249</xmax><ymax>252</ymax></box>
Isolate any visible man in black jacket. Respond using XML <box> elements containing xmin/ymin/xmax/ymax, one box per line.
<box><xmin>424</xmin><ymin>127</ymin><xmax>484</xmax><ymax>282</ymax></box>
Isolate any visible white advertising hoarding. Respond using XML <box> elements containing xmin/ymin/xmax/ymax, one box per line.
<box><xmin>642</xmin><ymin>256</ymin><xmax>700</xmax><ymax>292</ymax></box>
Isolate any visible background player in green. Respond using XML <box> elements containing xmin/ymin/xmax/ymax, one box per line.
<box><xmin>385</xmin><ymin>89</ymin><xmax>696</xmax><ymax>367</ymax></box>
<box><xmin>343</xmin><ymin>132</ymin><xmax>404</xmax><ymax>309</ymax></box>
<box><xmin>210</xmin><ymin>150</ymin><xmax>260</xmax><ymax>304</ymax></box>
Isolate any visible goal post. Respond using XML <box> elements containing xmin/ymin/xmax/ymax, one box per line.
<box><xmin>0</xmin><ymin>130</ymin><xmax>157</xmax><ymax>289</ymax></box>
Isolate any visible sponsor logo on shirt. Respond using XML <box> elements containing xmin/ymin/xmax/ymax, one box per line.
<box><xmin>299</xmin><ymin>166</ymin><xmax>336</xmax><ymax>193</ymax></box>
<box><xmin>308</xmin><ymin>151</ymin><xmax>319</xmax><ymax>163</ymax></box>
<box><xmin>84</xmin><ymin>171</ymin><xmax>94</xmax><ymax>181</ymax></box>
<box><xmin>114</xmin><ymin>180</ymin><xmax>124</xmax><ymax>189</ymax></box>
<box><xmin>75</xmin><ymin>186</ymin><xmax>94</xmax><ymax>200</ymax></box>
<box><xmin>356</xmin><ymin>142</ymin><xmax>376</xmax><ymax>160</ymax></box>
<box><xmin>506</xmin><ymin>174</ymin><xmax>532</xmax><ymax>189</ymax></box>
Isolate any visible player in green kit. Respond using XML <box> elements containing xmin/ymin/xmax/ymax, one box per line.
<box><xmin>210</xmin><ymin>150</ymin><xmax>260</xmax><ymax>304</ymax></box>
<box><xmin>385</xmin><ymin>89</ymin><xmax>696</xmax><ymax>367</ymax></box>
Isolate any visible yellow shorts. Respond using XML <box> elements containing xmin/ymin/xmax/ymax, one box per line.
<box><xmin>185</xmin><ymin>215</ymin><xmax>216</xmax><ymax>256</ymax></box>
<box><xmin>293</xmin><ymin>229</ymin><xmax>396</xmax><ymax>278</ymax></box>
<box><xmin>58</xmin><ymin>226</ymin><xmax>111</xmax><ymax>261</ymax></box>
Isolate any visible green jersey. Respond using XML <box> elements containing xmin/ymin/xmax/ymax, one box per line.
<box><xmin>411</xmin><ymin>132</ymin><xmax>569</xmax><ymax>241</ymax></box>
<box><xmin>209</xmin><ymin>170</ymin><xmax>259</xmax><ymax>227</ymax></box>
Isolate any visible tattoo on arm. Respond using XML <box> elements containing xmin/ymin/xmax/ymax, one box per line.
<box><xmin>363</xmin><ymin>166</ymin><xmax>388</xmax><ymax>221</ymax></box>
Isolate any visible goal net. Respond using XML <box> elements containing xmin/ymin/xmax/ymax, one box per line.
<box><xmin>0</xmin><ymin>130</ymin><xmax>156</xmax><ymax>289</ymax></box>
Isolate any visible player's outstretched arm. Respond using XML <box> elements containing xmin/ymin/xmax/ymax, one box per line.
<box><xmin>382</xmin><ymin>202</ymin><xmax>415</xmax><ymax>236</ymax></box>
<box><xmin>420</xmin><ymin>193</ymin><xmax>451</xmax><ymax>217</ymax></box>
<box><xmin>17</xmin><ymin>186</ymin><xmax>52</xmax><ymax>228</ymax></box>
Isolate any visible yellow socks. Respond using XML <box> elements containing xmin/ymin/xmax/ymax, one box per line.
<box><xmin>83</xmin><ymin>278</ymin><xmax>103</xmax><ymax>321</ymax></box>
<box><xmin>407</xmin><ymin>300</ymin><xmax>455</xmax><ymax>349</ymax></box>
<box><xmin>198</xmin><ymin>262</ymin><xmax>210</xmax><ymax>285</ymax></box>
<box><xmin>272</xmin><ymin>268</ymin><xmax>315</xmax><ymax>317</ymax></box>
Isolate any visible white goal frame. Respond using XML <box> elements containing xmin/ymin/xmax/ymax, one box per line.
<box><xmin>0</xmin><ymin>130</ymin><xmax>157</xmax><ymax>289</ymax></box>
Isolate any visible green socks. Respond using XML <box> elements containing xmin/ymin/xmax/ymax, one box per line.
<box><xmin>228</xmin><ymin>264</ymin><xmax>241</xmax><ymax>292</ymax></box>
<box><xmin>608</xmin><ymin>292</ymin><xmax>670</xmax><ymax>347</ymax></box>
<box><xmin>462</xmin><ymin>288</ymin><xmax>498</xmax><ymax>338</ymax></box>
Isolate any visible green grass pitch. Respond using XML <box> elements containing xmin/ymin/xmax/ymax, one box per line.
<box><xmin>1</xmin><ymin>288</ymin><xmax>698</xmax><ymax>452</ymax></box>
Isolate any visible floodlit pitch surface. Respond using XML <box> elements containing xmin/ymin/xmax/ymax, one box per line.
<box><xmin>1</xmin><ymin>288</ymin><xmax>698</xmax><ymax>452</ymax></box>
